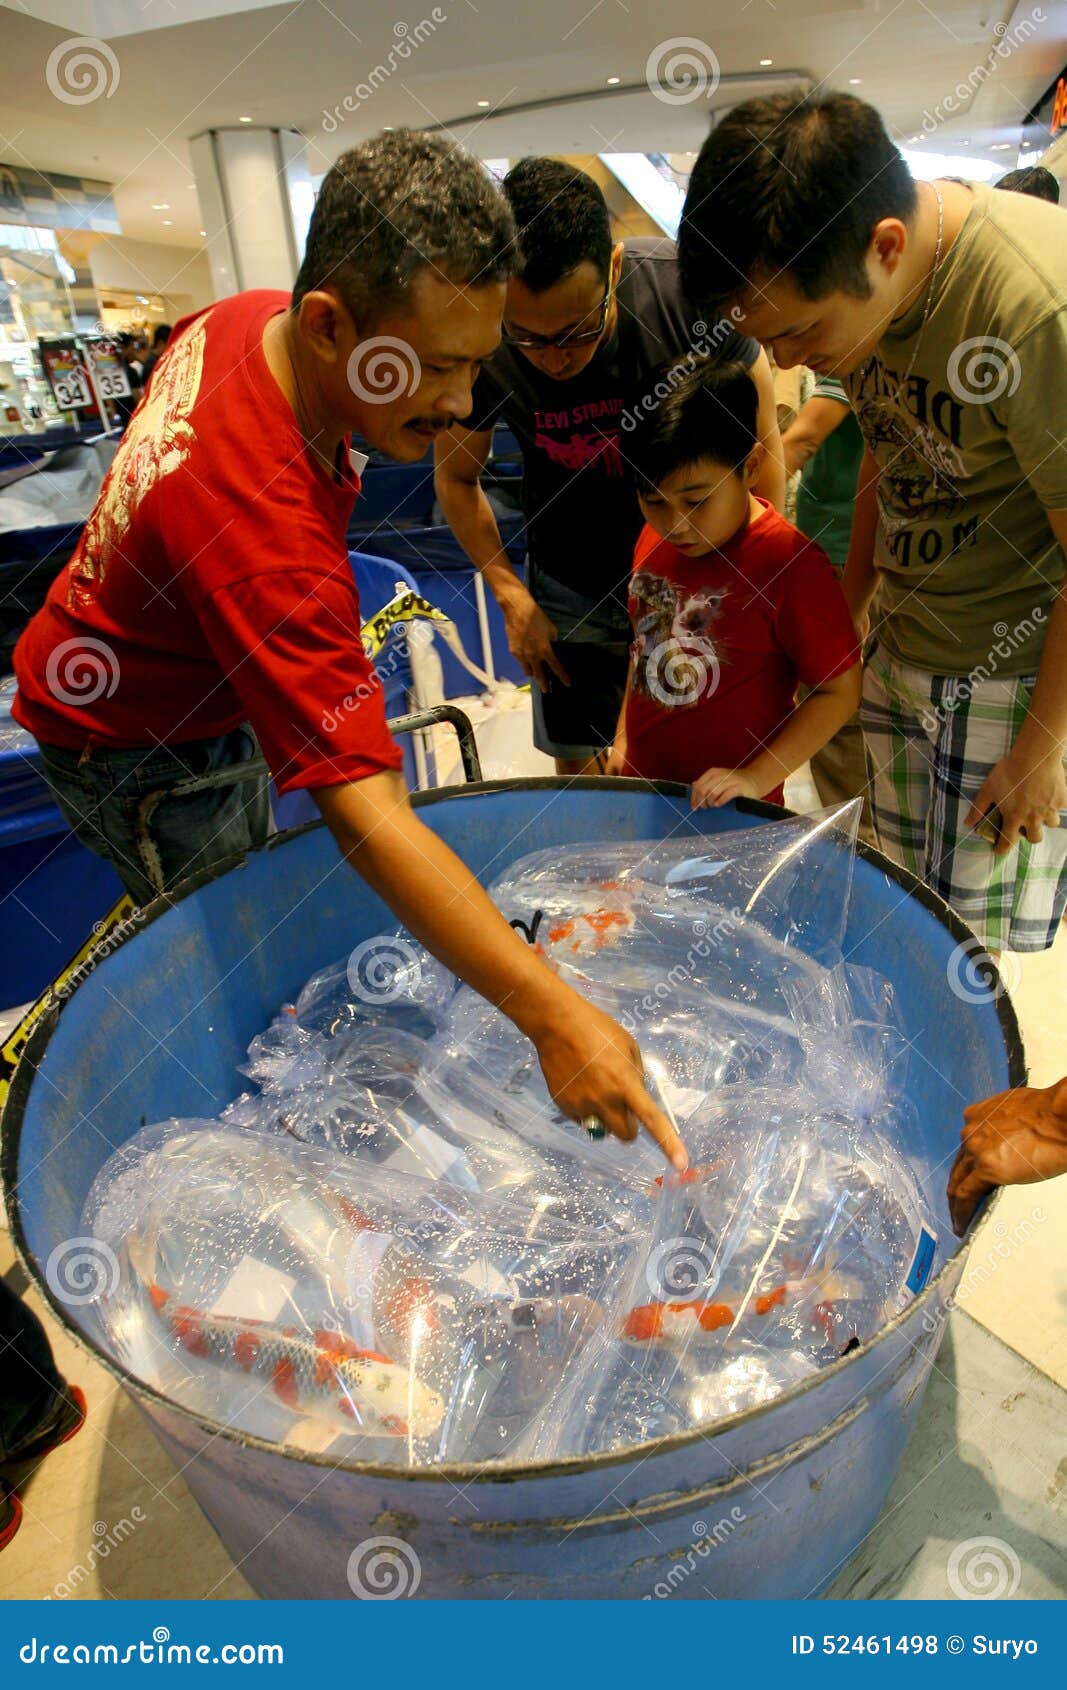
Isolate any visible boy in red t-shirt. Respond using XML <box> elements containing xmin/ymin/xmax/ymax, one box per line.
<box><xmin>606</xmin><ymin>357</ymin><xmax>861</xmax><ymax>807</ymax></box>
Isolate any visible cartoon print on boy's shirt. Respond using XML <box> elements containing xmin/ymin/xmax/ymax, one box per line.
<box><xmin>630</xmin><ymin>570</ymin><xmax>725</xmax><ymax>709</ymax></box>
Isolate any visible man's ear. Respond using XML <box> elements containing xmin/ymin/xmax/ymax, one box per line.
<box><xmin>869</xmin><ymin>216</ymin><xmax>908</xmax><ymax>281</ymax></box>
<box><xmin>610</xmin><ymin>241</ymin><xmax>625</xmax><ymax>287</ymax></box>
<box><xmin>294</xmin><ymin>287</ymin><xmax>349</xmax><ymax>363</ymax></box>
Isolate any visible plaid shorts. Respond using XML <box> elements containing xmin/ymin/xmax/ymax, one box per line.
<box><xmin>860</xmin><ymin>642</ymin><xmax>1067</xmax><ymax>953</ymax></box>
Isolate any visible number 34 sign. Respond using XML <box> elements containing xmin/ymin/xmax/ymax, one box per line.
<box><xmin>39</xmin><ymin>335</ymin><xmax>130</xmax><ymax>412</ymax></box>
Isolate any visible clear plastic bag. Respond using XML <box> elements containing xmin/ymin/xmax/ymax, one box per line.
<box><xmin>84</xmin><ymin>1120</ymin><xmax>637</xmax><ymax>1464</ymax></box>
<box><xmin>82</xmin><ymin>809</ymin><xmax>940</xmax><ymax>1466</ymax></box>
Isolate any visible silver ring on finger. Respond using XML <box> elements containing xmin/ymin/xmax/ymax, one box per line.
<box><xmin>581</xmin><ymin>1114</ymin><xmax>606</xmax><ymax>1141</ymax></box>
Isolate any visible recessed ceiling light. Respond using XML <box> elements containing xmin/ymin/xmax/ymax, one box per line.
<box><xmin>476</xmin><ymin>99</ymin><xmax>491</xmax><ymax>108</ymax></box>
<box><xmin>199</xmin><ymin>229</ymin><xmax>207</xmax><ymax>237</ymax></box>
<box><xmin>849</xmin><ymin>78</ymin><xmax>861</xmax><ymax>85</ymax></box>
<box><xmin>760</xmin><ymin>58</ymin><xmax>773</xmax><ymax>67</ymax></box>
<box><xmin>607</xmin><ymin>75</ymin><xmax>621</xmax><ymax>85</ymax></box>
<box><xmin>991</xmin><ymin>142</ymin><xmax>1012</xmax><ymax>150</ymax></box>
<box><xmin>151</xmin><ymin>202</ymin><xmax>169</xmax><ymax>210</ymax></box>
<box><xmin>239</xmin><ymin>115</ymin><xmax>253</xmax><ymax>123</ymax></box>
<box><xmin>161</xmin><ymin>219</ymin><xmax>173</xmax><ymax>226</ymax></box>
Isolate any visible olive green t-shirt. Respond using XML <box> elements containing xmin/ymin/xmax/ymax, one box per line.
<box><xmin>845</xmin><ymin>180</ymin><xmax>1067</xmax><ymax>675</ymax></box>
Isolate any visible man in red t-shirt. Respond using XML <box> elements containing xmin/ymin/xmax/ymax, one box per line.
<box><xmin>606</xmin><ymin>358</ymin><xmax>861</xmax><ymax>805</ymax></box>
<box><xmin>12</xmin><ymin>130</ymin><xmax>685</xmax><ymax>1173</ymax></box>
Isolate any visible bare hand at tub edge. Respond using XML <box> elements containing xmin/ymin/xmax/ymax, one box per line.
<box><xmin>948</xmin><ymin>1077</ymin><xmax>1067</xmax><ymax>1234</ymax></box>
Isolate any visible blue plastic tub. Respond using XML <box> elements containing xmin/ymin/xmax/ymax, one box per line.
<box><xmin>2</xmin><ymin>783</ymin><xmax>1022</xmax><ymax>1598</ymax></box>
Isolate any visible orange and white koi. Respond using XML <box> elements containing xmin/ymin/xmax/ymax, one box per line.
<box><xmin>621</xmin><ymin>1256</ymin><xmax>864</xmax><ymax>1347</ymax></box>
<box><xmin>545</xmin><ymin>907</ymin><xmax>634</xmax><ymax>956</ymax></box>
<box><xmin>146</xmin><ymin>1283</ymin><xmax>444</xmax><ymax>1439</ymax></box>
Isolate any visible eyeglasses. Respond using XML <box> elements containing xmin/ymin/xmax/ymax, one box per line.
<box><xmin>502</xmin><ymin>286</ymin><xmax>613</xmax><ymax>351</ymax></box>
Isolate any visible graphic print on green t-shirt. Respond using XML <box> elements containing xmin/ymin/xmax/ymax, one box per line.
<box><xmin>845</xmin><ymin>181</ymin><xmax>1067</xmax><ymax>677</ymax></box>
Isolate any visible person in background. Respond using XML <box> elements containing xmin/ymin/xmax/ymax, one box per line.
<box><xmin>995</xmin><ymin>165</ymin><xmax>1060</xmax><ymax>205</ymax></box>
<box><xmin>12</xmin><ymin>130</ymin><xmax>686</xmax><ymax>1177</ymax></box>
<box><xmin>782</xmin><ymin>373</ymin><xmax>873</xmax><ymax>835</ymax></box>
<box><xmin>139</xmin><ymin>322</ymin><xmax>173</xmax><ymax>392</ymax></box>
<box><xmin>0</xmin><ymin>1281</ymin><xmax>86</xmax><ymax>1552</ymax></box>
<box><xmin>604</xmin><ymin>356</ymin><xmax>861</xmax><ymax>808</ymax></box>
<box><xmin>678</xmin><ymin>91</ymin><xmax>1067</xmax><ymax>960</ymax></box>
<box><xmin>435</xmin><ymin>157</ymin><xmax>785</xmax><ymax>776</ymax></box>
<box><xmin>113</xmin><ymin>330</ymin><xmax>145</xmax><ymax>430</ymax></box>
<box><xmin>948</xmin><ymin>1076</ymin><xmax>1067</xmax><ymax>1233</ymax></box>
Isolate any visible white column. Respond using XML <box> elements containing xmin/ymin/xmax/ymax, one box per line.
<box><xmin>189</xmin><ymin>126</ymin><xmax>314</xmax><ymax>299</ymax></box>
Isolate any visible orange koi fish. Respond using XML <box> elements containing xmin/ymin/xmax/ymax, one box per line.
<box><xmin>146</xmin><ymin>1283</ymin><xmax>444</xmax><ymax>1439</ymax></box>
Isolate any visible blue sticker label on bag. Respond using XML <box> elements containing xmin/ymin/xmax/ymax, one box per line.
<box><xmin>905</xmin><ymin>1227</ymin><xmax>937</xmax><ymax>1296</ymax></box>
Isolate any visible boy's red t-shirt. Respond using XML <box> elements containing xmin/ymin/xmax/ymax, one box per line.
<box><xmin>12</xmin><ymin>289</ymin><xmax>402</xmax><ymax>795</ymax></box>
<box><xmin>623</xmin><ymin>498</ymin><xmax>859</xmax><ymax>801</ymax></box>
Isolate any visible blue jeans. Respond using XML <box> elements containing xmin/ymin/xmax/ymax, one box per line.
<box><xmin>37</xmin><ymin>725</ymin><xmax>271</xmax><ymax>908</ymax></box>
<box><xmin>0</xmin><ymin>1276</ymin><xmax>66</xmax><ymax>1461</ymax></box>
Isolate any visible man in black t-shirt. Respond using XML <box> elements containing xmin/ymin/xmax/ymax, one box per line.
<box><xmin>435</xmin><ymin>158</ymin><xmax>785</xmax><ymax>773</ymax></box>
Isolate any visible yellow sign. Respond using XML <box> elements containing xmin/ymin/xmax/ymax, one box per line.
<box><xmin>0</xmin><ymin>894</ymin><xmax>137</xmax><ymax>1114</ymax></box>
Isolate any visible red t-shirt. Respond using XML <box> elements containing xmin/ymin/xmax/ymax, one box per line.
<box><xmin>624</xmin><ymin>498</ymin><xmax>859</xmax><ymax>802</ymax></box>
<box><xmin>12</xmin><ymin>290</ymin><xmax>402</xmax><ymax>795</ymax></box>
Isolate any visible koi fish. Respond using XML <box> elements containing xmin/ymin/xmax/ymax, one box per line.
<box><xmin>620</xmin><ymin>1254</ymin><xmax>865</xmax><ymax>1347</ymax></box>
<box><xmin>146</xmin><ymin>1283</ymin><xmax>444</xmax><ymax>1440</ymax></box>
<box><xmin>546</xmin><ymin>907</ymin><xmax>633</xmax><ymax>955</ymax></box>
<box><xmin>649</xmin><ymin>1162</ymin><xmax>724</xmax><ymax>1192</ymax></box>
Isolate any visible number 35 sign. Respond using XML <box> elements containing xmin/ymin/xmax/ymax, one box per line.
<box><xmin>39</xmin><ymin>335</ymin><xmax>130</xmax><ymax>413</ymax></box>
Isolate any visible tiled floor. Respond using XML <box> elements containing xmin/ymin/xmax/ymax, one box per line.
<box><xmin>2</xmin><ymin>743</ymin><xmax>1065</xmax><ymax>1600</ymax></box>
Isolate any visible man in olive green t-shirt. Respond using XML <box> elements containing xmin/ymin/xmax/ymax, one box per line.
<box><xmin>679</xmin><ymin>92</ymin><xmax>1067</xmax><ymax>954</ymax></box>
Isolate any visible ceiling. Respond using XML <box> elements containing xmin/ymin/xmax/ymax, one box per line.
<box><xmin>1</xmin><ymin>0</ymin><xmax>1064</xmax><ymax>252</ymax></box>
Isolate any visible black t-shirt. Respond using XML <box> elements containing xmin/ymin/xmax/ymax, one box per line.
<box><xmin>463</xmin><ymin>237</ymin><xmax>759</xmax><ymax>608</ymax></box>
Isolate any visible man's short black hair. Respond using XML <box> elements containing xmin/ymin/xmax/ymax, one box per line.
<box><xmin>627</xmin><ymin>357</ymin><xmax>758</xmax><ymax>488</ymax></box>
<box><xmin>996</xmin><ymin>165</ymin><xmax>1060</xmax><ymax>204</ymax></box>
<box><xmin>678</xmin><ymin>91</ymin><xmax>918</xmax><ymax>313</ymax></box>
<box><xmin>293</xmin><ymin>129</ymin><xmax>516</xmax><ymax>321</ymax></box>
<box><xmin>502</xmin><ymin>157</ymin><xmax>613</xmax><ymax>292</ymax></box>
<box><xmin>152</xmin><ymin>323</ymin><xmax>172</xmax><ymax>347</ymax></box>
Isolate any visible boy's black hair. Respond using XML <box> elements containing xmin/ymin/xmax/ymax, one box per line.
<box><xmin>678</xmin><ymin>91</ymin><xmax>918</xmax><ymax>313</ymax></box>
<box><xmin>502</xmin><ymin>157</ymin><xmax>613</xmax><ymax>291</ymax></box>
<box><xmin>995</xmin><ymin>165</ymin><xmax>1060</xmax><ymax>204</ymax></box>
<box><xmin>626</xmin><ymin>356</ymin><xmax>758</xmax><ymax>489</ymax></box>
<box><xmin>292</xmin><ymin>129</ymin><xmax>516</xmax><ymax>322</ymax></box>
<box><xmin>152</xmin><ymin>323</ymin><xmax>172</xmax><ymax>347</ymax></box>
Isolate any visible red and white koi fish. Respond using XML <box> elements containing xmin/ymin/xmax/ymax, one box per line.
<box><xmin>146</xmin><ymin>1283</ymin><xmax>444</xmax><ymax>1440</ymax></box>
<box><xmin>544</xmin><ymin>907</ymin><xmax>634</xmax><ymax>956</ymax></box>
<box><xmin>621</xmin><ymin>1255</ymin><xmax>865</xmax><ymax>1347</ymax></box>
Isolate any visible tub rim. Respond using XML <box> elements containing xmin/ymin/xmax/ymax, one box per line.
<box><xmin>1</xmin><ymin>778</ymin><xmax>1023</xmax><ymax>1485</ymax></box>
